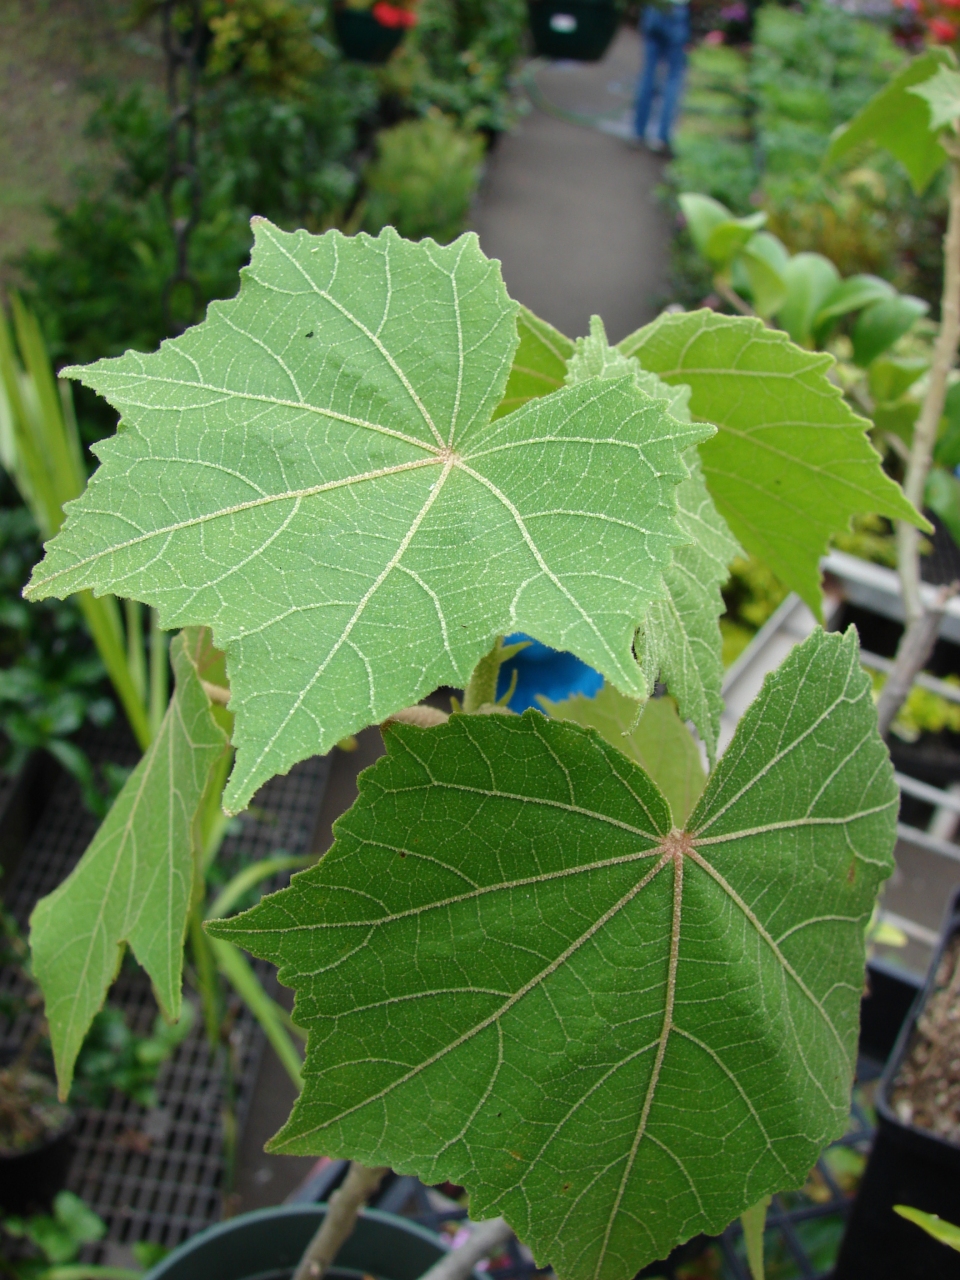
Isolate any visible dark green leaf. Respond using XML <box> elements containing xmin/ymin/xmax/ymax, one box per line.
<box><xmin>211</xmin><ymin>627</ymin><xmax>896</xmax><ymax>1280</ymax></box>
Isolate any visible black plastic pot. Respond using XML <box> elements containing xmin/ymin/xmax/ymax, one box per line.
<box><xmin>144</xmin><ymin>1204</ymin><xmax>459</xmax><ymax>1280</ymax></box>
<box><xmin>333</xmin><ymin>9</ymin><xmax>406</xmax><ymax>63</ymax></box>
<box><xmin>527</xmin><ymin>0</ymin><xmax>619</xmax><ymax>61</ymax></box>
<box><xmin>834</xmin><ymin>897</ymin><xmax>960</xmax><ymax>1279</ymax></box>
<box><xmin>0</xmin><ymin>1112</ymin><xmax>75</xmax><ymax>1215</ymax></box>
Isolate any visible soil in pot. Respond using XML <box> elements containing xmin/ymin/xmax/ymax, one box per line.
<box><xmin>888</xmin><ymin>933</ymin><xmax>960</xmax><ymax>1142</ymax></box>
<box><xmin>0</xmin><ymin>1067</ymin><xmax>74</xmax><ymax>1214</ymax></box>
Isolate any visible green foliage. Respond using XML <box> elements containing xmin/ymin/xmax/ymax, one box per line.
<box><xmin>827</xmin><ymin>49</ymin><xmax>954</xmax><ymax>195</ymax></box>
<box><xmin>30</xmin><ymin>629</ymin><xmax>229</xmax><ymax>1096</ymax></box>
<box><xmin>564</xmin><ymin>317</ymin><xmax>740</xmax><ymax>760</ymax></box>
<box><xmin>619</xmin><ymin>309</ymin><xmax>925</xmax><ymax>611</ymax></box>
<box><xmin>364</xmin><ymin>114</ymin><xmax>484</xmax><ymax>243</ymax></box>
<box><xmin>16</xmin><ymin>66</ymin><xmax>375</xmax><ymax>373</ymax></box>
<box><xmin>401</xmin><ymin>0</ymin><xmax>526</xmax><ymax>132</ymax></box>
<box><xmin>4</xmin><ymin>1193</ymin><xmax>104</xmax><ymax>1267</ymax></box>
<box><xmin>27</xmin><ymin>227</ymin><xmax>709</xmax><ymax>812</ymax></box>
<box><xmin>70</xmin><ymin>1003</ymin><xmax>196</xmax><ymax>1110</ymax></box>
<box><xmin>0</xmin><ymin>504</ymin><xmax>115</xmax><ymax>807</ymax></box>
<box><xmin>211</xmin><ymin>627</ymin><xmax>896</xmax><ymax>1280</ymax></box>
<box><xmin>25</xmin><ymin>227</ymin><xmax>916</xmax><ymax>1278</ymax></box>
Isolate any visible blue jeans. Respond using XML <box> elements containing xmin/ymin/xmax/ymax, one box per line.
<box><xmin>634</xmin><ymin>5</ymin><xmax>689</xmax><ymax>146</ymax></box>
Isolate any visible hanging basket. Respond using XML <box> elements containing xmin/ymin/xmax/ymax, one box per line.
<box><xmin>527</xmin><ymin>0</ymin><xmax>619</xmax><ymax>61</ymax></box>
<box><xmin>334</xmin><ymin>5</ymin><xmax>413</xmax><ymax>64</ymax></box>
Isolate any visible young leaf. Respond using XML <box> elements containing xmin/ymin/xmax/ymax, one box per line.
<box><xmin>909</xmin><ymin>64</ymin><xmax>960</xmax><ymax>133</ymax></box>
<box><xmin>851</xmin><ymin>295</ymin><xmax>928</xmax><ymax>368</ymax></box>
<box><xmin>619</xmin><ymin>310</ymin><xmax>928</xmax><ymax>612</ymax></box>
<box><xmin>539</xmin><ymin>684</ymin><xmax>706</xmax><ymax>825</ymax></box>
<box><xmin>772</xmin><ymin>253</ymin><xmax>839</xmax><ymax>348</ymax></box>
<box><xmin>30</xmin><ymin>628</ymin><xmax>230</xmax><ymax>1097</ymax></box>
<box><xmin>211</xmin><ymin>626</ymin><xmax>896</xmax><ymax>1280</ymax></box>
<box><xmin>565</xmin><ymin>317</ymin><xmax>739</xmax><ymax>759</ymax></box>
<box><xmin>26</xmin><ymin>225</ymin><xmax>704</xmax><ymax>813</ymax></box>
<box><xmin>494</xmin><ymin>306</ymin><xmax>574</xmax><ymax>420</ymax></box>
<box><xmin>825</xmin><ymin>49</ymin><xmax>954</xmax><ymax>195</ymax></box>
<box><xmin>739</xmin><ymin>233</ymin><xmax>790</xmax><ymax>320</ymax></box>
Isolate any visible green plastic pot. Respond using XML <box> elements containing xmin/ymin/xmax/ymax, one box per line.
<box><xmin>144</xmin><ymin>1204</ymin><xmax>453</xmax><ymax>1280</ymax></box>
<box><xmin>527</xmin><ymin>0</ymin><xmax>619</xmax><ymax>60</ymax></box>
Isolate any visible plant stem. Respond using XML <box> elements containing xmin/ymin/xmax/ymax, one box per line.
<box><xmin>292</xmin><ymin>1162</ymin><xmax>390</xmax><ymax>1280</ymax></box>
<box><xmin>149</xmin><ymin>610</ymin><xmax>170</xmax><ymax>738</ymax></box>
<box><xmin>897</xmin><ymin>145</ymin><xmax>960</xmax><ymax>625</ymax></box>
<box><xmin>714</xmin><ymin>279</ymin><xmax>755</xmax><ymax>318</ymax></box>
<box><xmin>418</xmin><ymin>1218</ymin><xmax>513</xmax><ymax>1280</ymax></box>
<box><xmin>875</xmin><ymin>582</ymin><xmax>957</xmax><ymax>739</ymax></box>
<box><xmin>125</xmin><ymin>598</ymin><xmax>147</xmax><ymax>706</ymax></box>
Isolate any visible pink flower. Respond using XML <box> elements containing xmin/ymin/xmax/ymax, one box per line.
<box><xmin>704</xmin><ymin>28</ymin><xmax>725</xmax><ymax>43</ymax></box>
<box><xmin>928</xmin><ymin>15</ymin><xmax>958</xmax><ymax>38</ymax></box>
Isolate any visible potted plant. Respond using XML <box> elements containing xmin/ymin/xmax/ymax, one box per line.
<box><xmin>16</xmin><ymin>209</ymin><xmax>930</xmax><ymax>1280</ymax></box>
<box><xmin>527</xmin><ymin>0</ymin><xmax>619</xmax><ymax>62</ymax></box>
<box><xmin>333</xmin><ymin>0</ymin><xmax>416</xmax><ymax>65</ymax></box>
<box><xmin>834</xmin><ymin>888</ymin><xmax>960</xmax><ymax>1280</ymax></box>
<box><xmin>143</xmin><ymin>1203</ymin><xmax>461</xmax><ymax>1280</ymax></box>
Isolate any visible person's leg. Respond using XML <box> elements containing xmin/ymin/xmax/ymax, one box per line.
<box><xmin>633</xmin><ymin>9</ymin><xmax>665</xmax><ymax>142</ymax></box>
<box><xmin>657</xmin><ymin>8</ymin><xmax>689</xmax><ymax>146</ymax></box>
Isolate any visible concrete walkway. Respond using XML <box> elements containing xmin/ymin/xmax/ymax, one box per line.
<box><xmin>472</xmin><ymin>28</ymin><xmax>673</xmax><ymax>344</ymax></box>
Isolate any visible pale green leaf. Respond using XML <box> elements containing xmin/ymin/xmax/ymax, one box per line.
<box><xmin>894</xmin><ymin>1206</ymin><xmax>960</xmax><ymax>1252</ymax></box>
<box><xmin>826</xmin><ymin>49</ymin><xmax>954</xmax><ymax>194</ymax></box>
<box><xmin>26</xmin><ymin>225</ymin><xmax>705</xmax><ymax>813</ymax></box>
<box><xmin>494</xmin><ymin>305</ymin><xmax>574</xmax><ymax>420</ymax></box>
<box><xmin>777</xmin><ymin>253</ymin><xmax>840</xmax><ymax>347</ymax></box>
<box><xmin>739</xmin><ymin>233</ymin><xmax>789</xmax><ymax>320</ymax></box>
<box><xmin>211</xmin><ymin>626</ymin><xmax>896</xmax><ymax>1280</ymax></box>
<box><xmin>30</xmin><ymin>628</ymin><xmax>230</xmax><ymax>1096</ymax></box>
<box><xmin>619</xmin><ymin>310</ymin><xmax>928</xmax><ymax>613</ymax></box>
<box><xmin>909</xmin><ymin>65</ymin><xmax>960</xmax><ymax>133</ymax></box>
<box><xmin>565</xmin><ymin>317</ymin><xmax>738</xmax><ymax>759</ymax></box>
<box><xmin>539</xmin><ymin>684</ymin><xmax>706</xmax><ymax>825</ymax></box>
<box><xmin>851</xmin><ymin>295</ymin><xmax>928</xmax><ymax>368</ymax></box>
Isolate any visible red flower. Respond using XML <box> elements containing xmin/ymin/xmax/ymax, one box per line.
<box><xmin>372</xmin><ymin>2</ymin><xmax>417</xmax><ymax>27</ymax></box>
<box><xmin>928</xmin><ymin>15</ymin><xmax>958</xmax><ymax>38</ymax></box>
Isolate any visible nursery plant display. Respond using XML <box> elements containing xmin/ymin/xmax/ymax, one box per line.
<box><xmin>16</xmin><ymin>215</ymin><xmax>926</xmax><ymax>1278</ymax></box>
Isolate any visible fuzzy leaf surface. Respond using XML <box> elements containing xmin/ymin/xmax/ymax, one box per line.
<box><xmin>211</xmin><ymin>627</ymin><xmax>896</xmax><ymax>1280</ymax></box>
<box><xmin>619</xmin><ymin>310</ymin><xmax>927</xmax><ymax>612</ymax></box>
<box><xmin>564</xmin><ymin>317</ymin><xmax>739</xmax><ymax>758</ymax></box>
<box><xmin>26</xmin><ymin>225</ymin><xmax>703</xmax><ymax>812</ymax></box>
<box><xmin>31</xmin><ymin>628</ymin><xmax>229</xmax><ymax>1096</ymax></box>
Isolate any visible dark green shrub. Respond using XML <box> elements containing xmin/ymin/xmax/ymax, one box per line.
<box><xmin>364</xmin><ymin>113</ymin><xmax>484</xmax><ymax>242</ymax></box>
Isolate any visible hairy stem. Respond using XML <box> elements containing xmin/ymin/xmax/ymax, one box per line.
<box><xmin>292</xmin><ymin>1162</ymin><xmax>390</xmax><ymax>1280</ymax></box>
<box><xmin>418</xmin><ymin>1219</ymin><xmax>513</xmax><ymax>1280</ymax></box>
<box><xmin>897</xmin><ymin>148</ymin><xmax>960</xmax><ymax>624</ymax></box>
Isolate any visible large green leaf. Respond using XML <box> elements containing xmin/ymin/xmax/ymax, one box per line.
<box><xmin>211</xmin><ymin>626</ymin><xmax>896</xmax><ymax>1280</ymax></box>
<box><xmin>31</xmin><ymin>628</ymin><xmax>230</xmax><ymax>1096</ymax></box>
<box><xmin>540</xmin><ymin>684</ymin><xmax>706</xmax><ymax>825</ymax></box>
<box><xmin>564</xmin><ymin>317</ymin><xmax>739</xmax><ymax>759</ymax></box>
<box><xmin>494</xmin><ymin>306</ymin><xmax>574</xmax><ymax>420</ymax></box>
<box><xmin>619</xmin><ymin>310</ymin><xmax>927</xmax><ymax>613</ymax></box>
<box><xmin>26</xmin><ymin>225</ymin><xmax>705</xmax><ymax>813</ymax></box>
<box><xmin>826</xmin><ymin>49</ymin><xmax>953</xmax><ymax>195</ymax></box>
